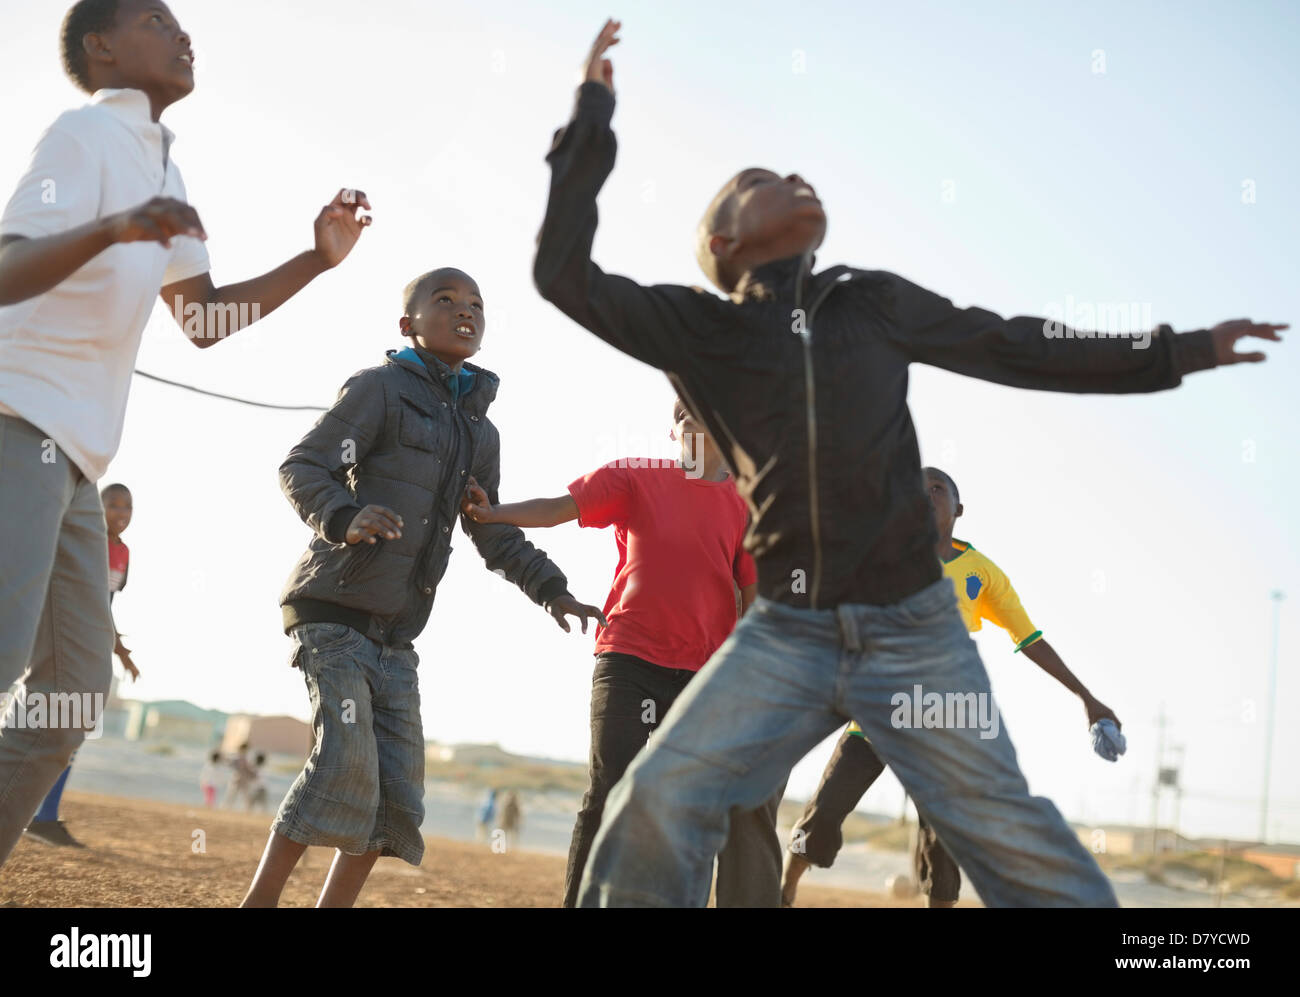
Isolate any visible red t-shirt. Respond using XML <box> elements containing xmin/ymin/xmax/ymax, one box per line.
<box><xmin>568</xmin><ymin>460</ymin><xmax>757</xmax><ymax>671</ymax></box>
<box><xmin>108</xmin><ymin>538</ymin><xmax>130</xmax><ymax>600</ymax></box>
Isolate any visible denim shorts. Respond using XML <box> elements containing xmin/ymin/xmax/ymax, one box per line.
<box><xmin>270</xmin><ymin>622</ymin><xmax>426</xmax><ymax>865</ymax></box>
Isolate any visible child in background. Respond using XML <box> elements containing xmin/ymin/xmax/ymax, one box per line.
<box><xmin>462</xmin><ymin>398</ymin><xmax>783</xmax><ymax>907</ymax></box>
<box><xmin>499</xmin><ymin>790</ymin><xmax>522</xmax><ymax>851</ymax></box>
<box><xmin>781</xmin><ymin>468</ymin><xmax>1122</xmax><ymax>907</ymax></box>
<box><xmin>224</xmin><ymin>743</ymin><xmax>255</xmax><ymax>809</ymax></box>
<box><xmin>199</xmin><ymin>749</ymin><xmax>221</xmax><ymax>809</ymax></box>
<box><xmin>247</xmin><ymin>752</ymin><xmax>269</xmax><ymax>813</ymax></box>
<box><xmin>476</xmin><ymin>788</ymin><xmax>498</xmax><ymax>842</ymax></box>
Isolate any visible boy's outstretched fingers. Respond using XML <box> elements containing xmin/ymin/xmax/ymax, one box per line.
<box><xmin>314</xmin><ymin>189</ymin><xmax>373</xmax><ymax>268</ymax></box>
<box><xmin>336</xmin><ymin>188</ymin><xmax>372</xmax><ymax>212</ymax></box>
<box><xmin>1209</xmin><ymin>319</ymin><xmax>1287</xmax><ymax>364</ymax></box>
<box><xmin>583</xmin><ymin>18</ymin><xmax>621</xmax><ymax>93</ymax></box>
<box><xmin>547</xmin><ymin>595</ymin><xmax>608</xmax><ymax>634</ymax></box>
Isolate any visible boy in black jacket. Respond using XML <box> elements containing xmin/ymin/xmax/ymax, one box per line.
<box><xmin>535</xmin><ymin>21</ymin><xmax>1284</xmax><ymax>908</ymax></box>
<box><xmin>241</xmin><ymin>267</ymin><xmax>604</xmax><ymax>907</ymax></box>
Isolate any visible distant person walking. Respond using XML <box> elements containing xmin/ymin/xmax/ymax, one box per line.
<box><xmin>476</xmin><ymin>788</ymin><xmax>498</xmax><ymax>842</ymax></box>
<box><xmin>499</xmin><ymin>790</ymin><xmax>522</xmax><ymax>851</ymax></box>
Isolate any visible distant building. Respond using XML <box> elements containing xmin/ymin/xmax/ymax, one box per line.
<box><xmin>222</xmin><ymin>714</ymin><xmax>312</xmax><ymax>760</ymax></box>
<box><xmin>125</xmin><ymin>699</ymin><xmax>228</xmax><ymax>745</ymax></box>
<box><xmin>1240</xmin><ymin>845</ymin><xmax>1300</xmax><ymax>879</ymax></box>
<box><xmin>426</xmin><ymin>741</ymin><xmax>586</xmax><ymax>773</ymax></box>
<box><xmin>429</xmin><ymin>742</ymin><xmax>516</xmax><ymax>766</ymax></box>
<box><xmin>1075</xmin><ymin>824</ymin><xmax>1196</xmax><ymax>857</ymax></box>
<box><xmin>1205</xmin><ymin>843</ymin><xmax>1300</xmax><ymax>880</ymax></box>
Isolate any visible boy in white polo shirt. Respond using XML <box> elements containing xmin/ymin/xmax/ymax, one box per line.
<box><xmin>0</xmin><ymin>0</ymin><xmax>371</xmax><ymax>867</ymax></box>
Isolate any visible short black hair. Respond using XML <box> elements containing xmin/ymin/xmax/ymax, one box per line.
<box><xmin>61</xmin><ymin>0</ymin><xmax>121</xmax><ymax>94</ymax></box>
<box><xmin>401</xmin><ymin>267</ymin><xmax>476</xmax><ymax>317</ymax></box>
<box><xmin>100</xmin><ymin>482</ymin><xmax>132</xmax><ymax>499</ymax></box>
<box><xmin>923</xmin><ymin>466</ymin><xmax>960</xmax><ymax>504</ymax></box>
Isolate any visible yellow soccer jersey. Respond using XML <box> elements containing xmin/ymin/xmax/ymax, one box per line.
<box><xmin>846</xmin><ymin>539</ymin><xmax>1041</xmax><ymax>738</ymax></box>
<box><xmin>942</xmin><ymin>539</ymin><xmax>1041</xmax><ymax>651</ymax></box>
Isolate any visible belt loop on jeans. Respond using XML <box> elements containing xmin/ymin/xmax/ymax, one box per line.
<box><xmin>836</xmin><ymin>605</ymin><xmax>862</xmax><ymax>652</ymax></box>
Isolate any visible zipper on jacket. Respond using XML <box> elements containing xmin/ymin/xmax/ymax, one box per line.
<box><xmin>797</xmin><ymin>261</ymin><xmax>852</xmax><ymax>610</ymax></box>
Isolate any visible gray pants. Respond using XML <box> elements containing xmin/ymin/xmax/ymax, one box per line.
<box><xmin>0</xmin><ymin>415</ymin><xmax>113</xmax><ymax>866</ymax></box>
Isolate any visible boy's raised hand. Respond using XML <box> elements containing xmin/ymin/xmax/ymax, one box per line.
<box><xmin>313</xmin><ymin>189</ymin><xmax>373</xmax><ymax>269</ymax></box>
<box><xmin>583</xmin><ymin>19</ymin><xmax>621</xmax><ymax>94</ymax></box>
<box><xmin>346</xmin><ymin>503</ymin><xmax>402</xmax><ymax>545</ymax></box>
<box><xmin>1209</xmin><ymin>319</ymin><xmax>1286</xmax><ymax>364</ymax></box>
<box><xmin>461</xmin><ymin>476</ymin><xmax>495</xmax><ymax>523</ymax></box>
<box><xmin>546</xmin><ymin>594</ymin><xmax>609</xmax><ymax>634</ymax></box>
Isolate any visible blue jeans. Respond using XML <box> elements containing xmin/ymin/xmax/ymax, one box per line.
<box><xmin>578</xmin><ymin>578</ymin><xmax>1117</xmax><ymax>907</ymax></box>
<box><xmin>33</xmin><ymin>758</ymin><xmax>74</xmax><ymax>823</ymax></box>
<box><xmin>271</xmin><ymin>623</ymin><xmax>425</xmax><ymax>865</ymax></box>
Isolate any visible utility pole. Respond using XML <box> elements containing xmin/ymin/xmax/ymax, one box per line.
<box><xmin>1150</xmin><ymin>704</ymin><xmax>1165</xmax><ymax>855</ymax></box>
<box><xmin>1260</xmin><ymin>590</ymin><xmax>1284</xmax><ymax>842</ymax></box>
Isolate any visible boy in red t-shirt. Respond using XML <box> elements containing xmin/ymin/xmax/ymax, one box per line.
<box><xmin>463</xmin><ymin>399</ymin><xmax>784</xmax><ymax>907</ymax></box>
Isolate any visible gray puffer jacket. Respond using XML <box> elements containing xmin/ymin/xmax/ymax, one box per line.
<box><xmin>278</xmin><ymin>348</ymin><xmax>569</xmax><ymax>647</ymax></box>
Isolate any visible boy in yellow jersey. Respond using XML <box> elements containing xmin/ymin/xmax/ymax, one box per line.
<box><xmin>781</xmin><ymin>467</ymin><xmax>1121</xmax><ymax>907</ymax></box>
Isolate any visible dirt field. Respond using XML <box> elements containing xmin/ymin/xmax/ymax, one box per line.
<box><xmin>1</xmin><ymin>792</ymin><xmax>938</xmax><ymax>908</ymax></box>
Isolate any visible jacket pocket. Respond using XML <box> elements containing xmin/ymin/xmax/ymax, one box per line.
<box><xmin>337</xmin><ymin>539</ymin><xmax>382</xmax><ymax>587</ymax></box>
<box><xmin>398</xmin><ymin>391</ymin><xmax>444</xmax><ymax>452</ymax></box>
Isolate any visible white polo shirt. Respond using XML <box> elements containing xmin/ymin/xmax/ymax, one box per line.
<box><xmin>0</xmin><ymin>88</ymin><xmax>210</xmax><ymax>481</ymax></box>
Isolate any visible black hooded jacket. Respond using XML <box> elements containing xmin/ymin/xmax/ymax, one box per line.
<box><xmin>535</xmin><ymin>83</ymin><xmax>1219</xmax><ymax>610</ymax></box>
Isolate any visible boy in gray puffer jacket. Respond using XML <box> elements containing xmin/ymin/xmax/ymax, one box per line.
<box><xmin>241</xmin><ymin>267</ymin><xmax>604</xmax><ymax>908</ymax></box>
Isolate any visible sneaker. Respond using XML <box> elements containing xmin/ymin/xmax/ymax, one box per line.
<box><xmin>781</xmin><ymin>852</ymin><xmax>811</xmax><ymax>907</ymax></box>
<box><xmin>24</xmin><ymin>820</ymin><xmax>85</xmax><ymax>848</ymax></box>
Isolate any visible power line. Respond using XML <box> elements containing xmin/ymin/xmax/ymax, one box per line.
<box><xmin>134</xmin><ymin>369</ymin><xmax>326</xmax><ymax>412</ymax></box>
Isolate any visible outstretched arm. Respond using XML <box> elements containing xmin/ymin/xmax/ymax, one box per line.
<box><xmin>884</xmin><ymin>272</ymin><xmax>1284</xmax><ymax>393</ymax></box>
<box><xmin>981</xmin><ymin>561</ymin><xmax>1118</xmax><ymax>729</ymax></box>
<box><xmin>462</xmin><ymin>431</ymin><xmax>606</xmax><ymax>633</ymax></box>
<box><xmin>534</xmin><ymin>21</ymin><xmax>717</xmax><ymax>373</ymax></box>
<box><xmin>462</xmin><ymin>477</ymin><xmax>579</xmax><ymax>528</ymax></box>
<box><xmin>1020</xmin><ymin>638</ymin><xmax>1119</xmax><ymax>731</ymax></box>
<box><xmin>111</xmin><ymin>615</ymin><xmax>138</xmax><ymax>682</ymax></box>
<box><xmin>161</xmin><ymin>190</ymin><xmax>372</xmax><ymax>347</ymax></box>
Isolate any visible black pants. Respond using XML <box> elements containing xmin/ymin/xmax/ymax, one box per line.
<box><xmin>563</xmin><ymin>652</ymin><xmax>786</xmax><ymax>908</ymax></box>
<box><xmin>791</xmin><ymin>726</ymin><xmax>962</xmax><ymax>903</ymax></box>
